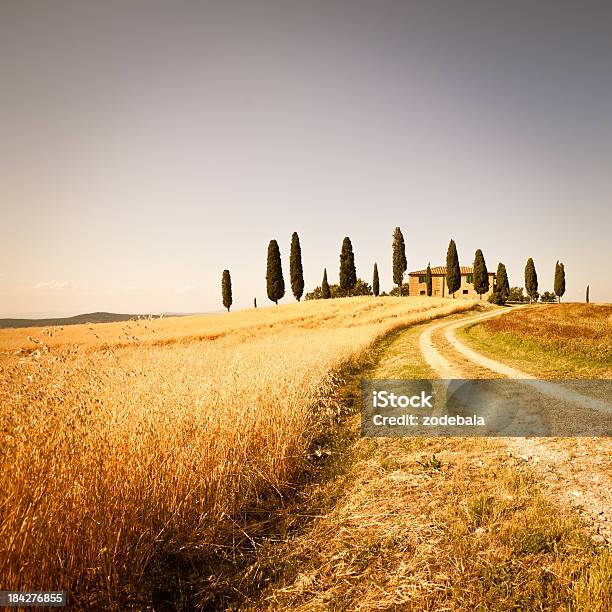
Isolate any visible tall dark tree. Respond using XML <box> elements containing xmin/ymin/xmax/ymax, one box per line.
<box><xmin>254</xmin><ymin>297</ymin><xmax>257</xmax><ymax>308</ymax></box>
<box><xmin>392</xmin><ymin>227</ymin><xmax>407</xmax><ymax>296</ymax></box>
<box><xmin>290</xmin><ymin>231</ymin><xmax>304</xmax><ymax>301</ymax></box>
<box><xmin>266</xmin><ymin>239</ymin><xmax>285</xmax><ymax>304</ymax></box>
<box><xmin>221</xmin><ymin>269</ymin><xmax>232</xmax><ymax>312</ymax></box>
<box><xmin>525</xmin><ymin>258</ymin><xmax>538</xmax><ymax>303</ymax></box>
<box><xmin>321</xmin><ymin>268</ymin><xmax>331</xmax><ymax>299</ymax></box>
<box><xmin>473</xmin><ymin>249</ymin><xmax>489</xmax><ymax>300</ymax></box>
<box><xmin>586</xmin><ymin>285</ymin><xmax>590</xmax><ymax>304</ymax></box>
<box><xmin>446</xmin><ymin>239</ymin><xmax>461</xmax><ymax>298</ymax></box>
<box><xmin>372</xmin><ymin>263</ymin><xmax>380</xmax><ymax>297</ymax></box>
<box><xmin>554</xmin><ymin>261</ymin><xmax>566</xmax><ymax>303</ymax></box>
<box><xmin>496</xmin><ymin>262</ymin><xmax>510</xmax><ymax>301</ymax></box>
<box><xmin>426</xmin><ymin>263</ymin><xmax>433</xmax><ymax>297</ymax></box>
<box><xmin>339</xmin><ymin>237</ymin><xmax>357</xmax><ymax>296</ymax></box>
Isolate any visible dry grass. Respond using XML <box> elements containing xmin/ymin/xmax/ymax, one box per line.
<box><xmin>0</xmin><ymin>296</ymin><xmax>474</xmax><ymax>608</ymax></box>
<box><xmin>0</xmin><ymin>297</ymin><xmax>472</xmax><ymax>355</ymax></box>
<box><xmin>246</xmin><ymin>424</ymin><xmax>611</xmax><ymax>611</ymax></box>
<box><xmin>461</xmin><ymin>304</ymin><xmax>612</xmax><ymax>378</ymax></box>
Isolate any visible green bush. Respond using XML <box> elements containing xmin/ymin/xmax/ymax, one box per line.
<box><xmin>305</xmin><ymin>278</ymin><xmax>373</xmax><ymax>300</ymax></box>
<box><xmin>488</xmin><ymin>290</ymin><xmax>506</xmax><ymax>305</ymax></box>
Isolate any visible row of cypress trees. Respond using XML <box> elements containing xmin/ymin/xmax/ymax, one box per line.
<box><xmin>444</xmin><ymin>241</ymin><xmax>565</xmax><ymax>304</ymax></box>
<box><xmin>445</xmin><ymin>240</ymin><xmax>492</xmax><ymax>300</ymax></box>
<box><xmin>222</xmin><ymin>230</ymin><xmax>566</xmax><ymax>310</ymax></box>
<box><xmin>523</xmin><ymin>258</ymin><xmax>566</xmax><ymax>303</ymax></box>
<box><xmin>227</xmin><ymin>233</ymin><xmax>362</xmax><ymax>310</ymax></box>
<box><xmin>221</xmin><ymin>233</ymin><xmax>303</xmax><ymax>312</ymax></box>
<box><xmin>265</xmin><ymin>232</ymin><xmax>307</xmax><ymax>304</ymax></box>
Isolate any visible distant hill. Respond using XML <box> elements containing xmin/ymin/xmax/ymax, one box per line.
<box><xmin>0</xmin><ymin>312</ymin><xmax>165</xmax><ymax>329</ymax></box>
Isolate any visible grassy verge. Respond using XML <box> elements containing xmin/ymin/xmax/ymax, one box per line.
<box><xmin>250</xmin><ymin>434</ymin><xmax>611</xmax><ymax>611</ymax></box>
<box><xmin>458</xmin><ymin>304</ymin><xmax>612</xmax><ymax>378</ymax></box>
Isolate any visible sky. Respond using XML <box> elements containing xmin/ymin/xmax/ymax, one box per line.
<box><xmin>1</xmin><ymin>0</ymin><xmax>611</xmax><ymax>317</ymax></box>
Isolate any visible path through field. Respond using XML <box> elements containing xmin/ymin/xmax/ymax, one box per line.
<box><xmin>419</xmin><ymin>308</ymin><xmax>612</xmax><ymax>544</ymax></box>
<box><xmin>248</xmin><ymin>308</ymin><xmax>611</xmax><ymax>610</ymax></box>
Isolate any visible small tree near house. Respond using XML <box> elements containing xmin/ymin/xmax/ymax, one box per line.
<box><xmin>306</xmin><ymin>276</ymin><xmax>371</xmax><ymax>299</ymax></box>
<box><xmin>221</xmin><ymin>269</ymin><xmax>232</xmax><ymax>312</ymax></box>
<box><xmin>508</xmin><ymin>286</ymin><xmax>528</xmax><ymax>303</ymax></box>
<box><xmin>488</xmin><ymin>291</ymin><xmax>505</xmax><ymax>305</ymax></box>
<box><xmin>446</xmin><ymin>239</ymin><xmax>461</xmax><ymax>298</ymax></box>
<box><xmin>426</xmin><ymin>263</ymin><xmax>433</xmax><ymax>297</ymax></box>
<box><xmin>389</xmin><ymin>285</ymin><xmax>409</xmax><ymax>296</ymax></box>
<box><xmin>489</xmin><ymin>262</ymin><xmax>509</xmax><ymax>305</ymax></box>
<box><xmin>338</xmin><ymin>278</ymin><xmax>372</xmax><ymax>297</ymax></box>
<box><xmin>473</xmin><ymin>249</ymin><xmax>489</xmax><ymax>300</ymax></box>
<box><xmin>496</xmin><ymin>262</ymin><xmax>510</xmax><ymax>302</ymax></box>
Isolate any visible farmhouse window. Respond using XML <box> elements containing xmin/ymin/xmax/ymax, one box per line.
<box><xmin>463</xmin><ymin>289</ymin><xmax>469</xmax><ymax>294</ymax></box>
<box><xmin>465</xmin><ymin>274</ymin><xmax>473</xmax><ymax>283</ymax></box>
<box><xmin>419</xmin><ymin>275</ymin><xmax>426</xmax><ymax>283</ymax></box>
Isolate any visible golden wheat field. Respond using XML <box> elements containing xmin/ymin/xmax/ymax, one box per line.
<box><xmin>0</xmin><ymin>296</ymin><xmax>475</xmax><ymax>606</ymax></box>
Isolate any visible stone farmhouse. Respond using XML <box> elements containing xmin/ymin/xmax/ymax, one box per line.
<box><xmin>408</xmin><ymin>266</ymin><xmax>495</xmax><ymax>298</ymax></box>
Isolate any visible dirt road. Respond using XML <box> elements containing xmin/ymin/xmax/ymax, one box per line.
<box><xmin>418</xmin><ymin>307</ymin><xmax>612</xmax><ymax>544</ymax></box>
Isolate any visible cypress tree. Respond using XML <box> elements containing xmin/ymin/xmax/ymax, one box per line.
<box><xmin>372</xmin><ymin>263</ymin><xmax>380</xmax><ymax>297</ymax></box>
<box><xmin>254</xmin><ymin>297</ymin><xmax>257</xmax><ymax>308</ymax></box>
<box><xmin>221</xmin><ymin>269</ymin><xmax>232</xmax><ymax>312</ymax></box>
<box><xmin>586</xmin><ymin>285</ymin><xmax>589</xmax><ymax>303</ymax></box>
<box><xmin>392</xmin><ymin>227</ymin><xmax>407</xmax><ymax>296</ymax></box>
<box><xmin>339</xmin><ymin>237</ymin><xmax>357</xmax><ymax>296</ymax></box>
<box><xmin>321</xmin><ymin>268</ymin><xmax>331</xmax><ymax>299</ymax></box>
<box><xmin>496</xmin><ymin>262</ymin><xmax>510</xmax><ymax>301</ymax></box>
<box><xmin>554</xmin><ymin>261</ymin><xmax>566</xmax><ymax>303</ymax></box>
<box><xmin>446</xmin><ymin>239</ymin><xmax>461</xmax><ymax>298</ymax></box>
<box><xmin>290</xmin><ymin>231</ymin><xmax>304</xmax><ymax>301</ymax></box>
<box><xmin>473</xmin><ymin>249</ymin><xmax>489</xmax><ymax>300</ymax></box>
<box><xmin>525</xmin><ymin>258</ymin><xmax>538</xmax><ymax>303</ymax></box>
<box><xmin>426</xmin><ymin>263</ymin><xmax>433</xmax><ymax>297</ymax></box>
<box><xmin>266</xmin><ymin>239</ymin><xmax>285</xmax><ymax>304</ymax></box>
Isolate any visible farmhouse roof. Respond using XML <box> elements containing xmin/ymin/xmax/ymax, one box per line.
<box><xmin>409</xmin><ymin>266</ymin><xmax>494</xmax><ymax>276</ymax></box>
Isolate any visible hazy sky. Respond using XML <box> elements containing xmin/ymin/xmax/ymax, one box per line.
<box><xmin>1</xmin><ymin>0</ymin><xmax>611</xmax><ymax>316</ymax></box>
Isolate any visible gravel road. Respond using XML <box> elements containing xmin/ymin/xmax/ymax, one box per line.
<box><xmin>417</xmin><ymin>307</ymin><xmax>612</xmax><ymax>544</ymax></box>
